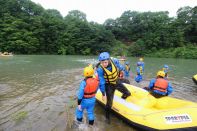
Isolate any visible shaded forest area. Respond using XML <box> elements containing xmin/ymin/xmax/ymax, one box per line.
<box><xmin>0</xmin><ymin>0</ymin><xmax>197</xmax><ymax>58</ymax></box>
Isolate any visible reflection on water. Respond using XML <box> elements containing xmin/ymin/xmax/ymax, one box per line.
<box><xmin>0</xmin><ymin>55</ymin><xmax>197</xmax><ymax>131</ymax></box>
<box><xmin>0</xmin><ymin>68</ymin><xmax>81</xmax><ymax>131</ymax></box>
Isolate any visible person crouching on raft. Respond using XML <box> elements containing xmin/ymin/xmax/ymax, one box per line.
<box><xmin>75</xmin><ymin>65</ymin><xmax>102</xmax><ymax>125</ymax></box>
<box><xmin>147</xmin><ymin>71</ymin><xmax>173</xmax><ymax>98</ymax></box>
<box><xmin>96</xmin><ymin>52</ymin><xmax>131</xmax><ymax>123</ymax></box>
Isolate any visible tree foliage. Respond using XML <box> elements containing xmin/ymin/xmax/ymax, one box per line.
<box><xmin>0</xmin><ymin>0</ymin><xmax>114</xmax><ymax>55</ymax></box>
<box><xmin>104</xmin><ymin>8</ymin><xmax>197</xmax><ymax>58</ymax></box>
<box><xmin>0</xmin><ymin>0</ymin><xmax>196</xmax><ymax>58</ymax></box>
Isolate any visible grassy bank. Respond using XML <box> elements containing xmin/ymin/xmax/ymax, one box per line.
<box><xmin>145</xmin><ymin>46</ymin><xmax>197</xmax><ymax>59</ymax></box>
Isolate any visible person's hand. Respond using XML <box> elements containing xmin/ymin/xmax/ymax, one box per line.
<box><xmin>102</xmin><ymin>95</ymin><xmax>106</xmax><ymax>101</ymax></box>
<box><xmin>78</xmin><ymin>105</ymin><xmax>82</xmax><ymax>111</ymax></box>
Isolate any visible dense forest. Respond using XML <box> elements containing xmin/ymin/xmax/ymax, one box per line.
<box><xmin>0</xmin><ymin>0</ymin><xmax>197</xmax><ymax>58</ymax></box>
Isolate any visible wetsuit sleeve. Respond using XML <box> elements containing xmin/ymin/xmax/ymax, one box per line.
<box><xmin>166</xmin><ymin>83</ymin><xmax>173</xmax><ymax>95</ymax></box>
<box><xmin>97</xmin><ymin>67</ymin><xmax>105</xmax><ymax>96</ymax></box>
<box><xmin>77</xmin><ymin>80</ymin><xmax>86</xmax><ymax>105</ymax></box>
<box><xmin>113</xmin><ymin>59</ymin><xmax>124</xmax><ymax>71</ymax></box>
<box><xmin>148</xmin><ymin>78</ymin><xmax>156</xmax><ymax>90</ymax></box>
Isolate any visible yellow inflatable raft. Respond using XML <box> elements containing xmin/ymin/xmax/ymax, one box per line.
<box><xmin>96</xmin><ymin>84</ymin><xmax>197</xmax><ymax>130</ymax></box>
<box><xmin>192</xmin><ymin>74</ymin><xmax>197</xmax><ymax>85</ymax></box>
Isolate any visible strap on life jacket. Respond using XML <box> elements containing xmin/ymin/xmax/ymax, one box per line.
<box><xmin>100</xmin><ymin>59</ymin><xmax>119</xmax><ymax>84</ymax></box>
<box><xmin>140</xmin><ymin>66</ymin><xmax>143</xmax><ymax>75</ymax></box>
<box><xmin>125</xmin><ymin>65</ymin><xmax>130</xmax><ymax>71</ymax></box>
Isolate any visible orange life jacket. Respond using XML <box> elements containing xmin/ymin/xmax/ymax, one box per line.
<box><xmin>84</xmin><ymin>76</ymin><xmax>99</xmax><ymax>98</ymax></box>
<box><xmin>153</xmin><ymin>78</ymin><xmax>168</xmax><ymax>92</ymax></box>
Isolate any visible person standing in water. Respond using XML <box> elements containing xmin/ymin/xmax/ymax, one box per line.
<box><xmin>124</xmin><ymin>61</ymin><xmax>131</xmax><ymax>79</ymax></box>
<box><xmin>139</xmin><ymin>57</ymin><xmax>145</xmax><ymax>72</ymax></box>
<box><xmin>75</xmin><ymin>65</ymin><xmax>104</xmax><ymax>125</ymax></box>
<box><xmin>135</xmin><ymin>62</ymin><xmax>143</xmax><ymax>83</ymax></box>
<box><xmin>118</xmin><ymin>56</ymin><xmax>131</xmax><ymax>81</ymax></box>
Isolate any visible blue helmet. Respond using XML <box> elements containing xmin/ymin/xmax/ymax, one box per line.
<box><xmin>125</xmin><ymin>61</ymin><xmax>129</xmax><ymax>65</ymax></box>
<box><xmin>164</xmin><ymin>64</ymin><xmax>169</xmax><ymax>68</ymax></box>
<box><xmin>98</xmin><ymin>52</ymin><xmax>110</xmax><ymax>61</ymax></box>
<box><xmin>137</xmin><ymin>62</ymin><xmax>141</xmax><ymax>66</ymax></box>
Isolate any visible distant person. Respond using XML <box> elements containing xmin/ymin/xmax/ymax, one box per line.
<box><xmin>118</xmin><ymin>56</ymin><xmax>126</xmax><ymax>65</ymax></box>
<box><xmin>162</xmin><ymin>64</ymin><xmax>169</xmax><ymax>78</ymax></box>
<box><xmin>118</xmin><ymin>63</ymin><xmax>130</xmax><ymax>84</ymax></box>
<box><xmin>75</xmin><ymin>65</ymin><xmax>101</xmax><ymax>125</ymax></box>
<box><xmin>147</xmin><ymin>71</ymin><xmax>173</xmax><ymax>98</ymax></box>
<box><xmin>139</xmin><ymin>57</ymin><xmax>145</xmax><ymax>72</ymax></box>
<box><xmin>124</xmin><ymin>61</ymin><xmax>131</xmax><ymax>79</ymax></box>
<box><xmin>118</xmin><ymin>57</ymin><xmax>131</xmax><ymax>81</ymax></box>
<box><xmin>96</xmin><ymin>52</ymin><xmax>131</xmax><ymax>123</ymax></box>
<box><xmin>135</xmin><ymin>62</ymin><xmax>143</xmax><ymax>83</ymax></box>
<box><xmin>118</xmin><ymin>56</ymin><xmax>130</xmax><ymax>81</ymax></box>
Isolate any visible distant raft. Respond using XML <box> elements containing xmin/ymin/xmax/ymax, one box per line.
<box><xmin>192</xmin><ymin>74</ymin><xmax>197</xmax><ymax>85</ymax></box>
<box><xmin>0</xmin><ymin>52</ymin><xmax>13</xmax><ymax>56</ymax></box>
<box><xmin>96</xmin><ymin>84</ymin><xmax>197</xmax><ymax>130</ymax></box>
<box><xmin>0</xmin><ymin>54</ymin><xmax>13</xmax><ymax>57</ymax></box>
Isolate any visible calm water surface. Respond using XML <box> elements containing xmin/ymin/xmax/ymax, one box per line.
<box><xmin>0</xmin><ymin>55</ymin><xmax>197</xmax><ymax>131</ymax></box>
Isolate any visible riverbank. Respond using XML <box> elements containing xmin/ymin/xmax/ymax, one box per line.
<box><xmin>145</xmin><ymin>46</ymin><xmax>197</xmax><ymax>59</ymax></box>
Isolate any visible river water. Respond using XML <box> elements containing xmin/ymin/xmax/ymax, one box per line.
<box><xmin>0</xmin><ymin>55</ymin><xmax>197</xmax><ymax>131</ymax></box>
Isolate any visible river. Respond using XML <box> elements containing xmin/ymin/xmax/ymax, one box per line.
<box><xmin>0</xmin><ymin>55</ymin><xmax>197</xmax><ymax>131</ymax></box>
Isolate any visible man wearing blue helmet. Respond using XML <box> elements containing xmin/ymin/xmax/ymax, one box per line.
<box><xmin>96</xmin><ymin>52</ymin><xmax>131</xmax><ymax>123</ymax></box>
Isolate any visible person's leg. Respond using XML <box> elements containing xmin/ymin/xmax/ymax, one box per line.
<box><xmin>105</xmin><ymin>84</ymin><xmax>115</xmax><ymax>122</ymax></box>
<box><xmin>139</xmin><ymin>75</ymin><xmax>143</xmax><ymax>82</ymax></box>
<box><xmin>120</xmin><ymin>78</ymin><xmax>130</xmax><ymax>84</ymax></box>
<box><xmin>86</xmin><ymin>98</ymin><xmax>96</xmax><ymax>125</ymax></box>
<box><xmin>75</xmin><ymin>105</ymin><xmax>84</xmax><ymax>122</ymax></box>
<box><xmin>125</xmin><ymin>72</ymin><xmax>130</xmax><ymax>79</ymax></box>
<box><xmin>150</xmin><ymin>91</ymin><xmax>164</xmax><ymax>98</ymax></box>
<box><xmin>135</xmin><ymin>75</ymin><xmax>140</xmax><ymax>83</ymax></box>
<box><xmin>116</xmin><ymin>79</ymin><xmax>131</xmax><ymax>99</ymax></box>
